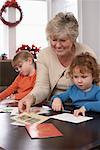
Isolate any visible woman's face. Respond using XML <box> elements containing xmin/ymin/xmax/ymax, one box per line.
<box><xmin>50</xmin><ymin>36</ymin><xmax>74</xmax><ymax>57</ymax></box>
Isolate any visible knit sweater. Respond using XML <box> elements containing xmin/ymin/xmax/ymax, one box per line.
<box><xmin>52</xmin><ymin>84</ymin><xmax>100</xmax><ymax>112</ymax></box>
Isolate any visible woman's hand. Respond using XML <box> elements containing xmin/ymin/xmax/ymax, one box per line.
<box><xmin>18</xmin><ymin>94</ymin><xmax>35</xmax><ymax>113</ymax></box>
<box><xmin>74</xmin><ymin>106</ymin><xmax>86</xmax><ymax>117</ymax></box>
<box><xmin>52</xmin><ymin>98</ymin><xmax>64</xmax><ymax>111</ymax></box>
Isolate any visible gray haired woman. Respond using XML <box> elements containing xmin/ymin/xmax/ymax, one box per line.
<box><xmin>18</xmin><ymin>12</ymin><xmax>97</xmax><ymax>112</ymax></box>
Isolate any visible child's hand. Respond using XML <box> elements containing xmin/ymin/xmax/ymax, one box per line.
<box><xmin>74</xmin><ymin>106</ymin><xmax>86</xmax><ymax>117</ymax></box>
<box><xmin>52</xmin><ymin>98</ymin><xmax>64</xmax><ymax>111</ymax></box>
<box><xmin>10</xmin><ymin>94</ymin><xmax>15</xmax><ymax>100</ymax></box>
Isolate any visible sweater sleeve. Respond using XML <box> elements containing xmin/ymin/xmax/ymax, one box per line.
<box><xmin>0</xmin><ymin>75</ymin><xmax>19</xmax><ymax>101</ymax></box>
<box><xmin>15</xmin><ymin>72</ymin><xmax>36</xmax><ymax>100</ymax></box>
<box><xmin>30</xmin><ymin>51</ymin><xmax>50</xmax><ymax>103</ymax></box>
<box><xmin>51</xmin><ymin>89</ymin><xmax>70</xmax><ymax>103</ymax></box>
<box><xmin>84</xmin><ymin>90</ymin><xmax>100</xmax><ymax>112</ymax></box>
<box><xmin>15</xmin><ymin>89</ymin><xmax>33</xmax><ymax>100</ymax></box>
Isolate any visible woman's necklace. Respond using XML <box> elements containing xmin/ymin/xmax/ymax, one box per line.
<box><xmin>59</xmin><ymin>46</ymin><xmax>76</xmax><ymax>67</ymax></box>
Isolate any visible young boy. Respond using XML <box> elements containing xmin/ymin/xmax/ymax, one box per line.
<box><xmin>51</xmin><ymin>52</ymin><xmax>100</xmax><ymax>116</ymax></box>
<box><xmin>0</xmin><ymin>50</ymin><xmax>36</xmax><ymax>101</ymax></box>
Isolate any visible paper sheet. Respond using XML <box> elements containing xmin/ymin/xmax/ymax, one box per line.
<box><xmin>0</xmin><ymin>106</ymin><xmax>18</xmax><ymax>114</ymax></box>
<box><xmin>0</xmin><ymin>98</ymin><xmax>17</xmax><ymax>105</ymax></box>
<box><xmin>50</xmin><ymin>113</ymin><xmax>93</xmax><ymax>123</ymax></box>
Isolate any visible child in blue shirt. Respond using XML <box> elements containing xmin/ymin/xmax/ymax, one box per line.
<box><xmin>51</xmin><ymin>52</ymin><xmax>100</xmax><ymax>116</ymax></box>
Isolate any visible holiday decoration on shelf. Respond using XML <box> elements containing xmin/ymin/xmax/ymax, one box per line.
<box><xmin>0</xmin><ymin>53</ymin><xmax>8</xmax><ymax>60</ymax></box>
<box><xmin>16</xmin><ymin>44</ymin><xmax>40</xmax><ymax>60</ymax></box>
<box><xmin>0</xmin><ymin>0</ymin><xmax>23</xmax><ymax>27</ymax></box>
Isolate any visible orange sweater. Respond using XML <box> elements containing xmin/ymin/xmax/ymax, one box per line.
<box><xmin>0</xmin><ymin>71</ymin><xmax>36</xmax><ymax>100</ymax></box>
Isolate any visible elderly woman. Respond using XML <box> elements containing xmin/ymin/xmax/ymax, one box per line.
<box><xmin>18</xmin><ymin>12</ymin><xmax>97</xmax><ymax>112</ymax></box>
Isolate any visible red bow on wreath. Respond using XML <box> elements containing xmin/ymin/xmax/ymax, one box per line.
<box><xmin>0</xmin><ymin>0</ymin><xmax>23</xmax><ymax>27</ymax></box>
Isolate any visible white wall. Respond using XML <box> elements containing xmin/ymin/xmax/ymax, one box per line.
<box><xmin>8</xmin><ymin>0</ymin><xmax>100</xmax><ymax>59</ymax></box>
<box><xmin>79</xmin><ymin>0</ymin><xmax>100</xmax><ymax>59</ymax></box>
<box><xmin>51</xmin><ymin>0</ymin><xmax>77</xmax><ymax>18</ymax></box>
<box><xmin>51</xmin><ymin>0</ymin><xmax>100</xmax><ymax>60</ymax></box>
<box><xmin>52</xmin><ymin>0</ymin><xmax>67</xmax><ymax>17</ymax></box>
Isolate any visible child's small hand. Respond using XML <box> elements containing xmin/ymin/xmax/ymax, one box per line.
<box><xmin>52</xmin><ymin>98</ymin><xmax>64</xmax><ymax>111</ymax></box>
<box><xmin>10</xmin><ymin>94</ymin><xmax>15</xmax><ymax>100</ymax></box>
<box><xmin>74</xmin><ymin>106</ymin><xmax>86</xmax><ymax>117</ymax></box>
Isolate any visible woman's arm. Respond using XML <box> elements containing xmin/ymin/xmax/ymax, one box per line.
<box><xmin>30</xmin><ymin>50</ymin><xmax>51</xmax><ymax>104</ymax></box>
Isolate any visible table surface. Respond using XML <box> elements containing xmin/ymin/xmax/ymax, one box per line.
<box><xmin>0</xmin><ymin>111</ymin><xmax>100</xmax><ymax>150</ymax></box>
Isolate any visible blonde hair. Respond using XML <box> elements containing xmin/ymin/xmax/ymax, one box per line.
<box><xmin>46</xmin><ymin>12</ymin><xmax>79</xmax><ymax>42</ymax></box>
<box><xmin>69</xmin><ymin>52</ymin><xmax>100</xmax><ymax>84</ymax></box>
<box><xmin>12</xmin><ymin>50</ymin><xmax>34</xmax><ymax>68</ymax></box>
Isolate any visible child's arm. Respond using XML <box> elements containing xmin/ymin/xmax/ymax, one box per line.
<box><xmin>14</xmin><ymin>90</ymin><xmax>33</xmax><ymax>100</ymax></box>
<box><xmin>74</xmin><ymin>90</ymin><xmax>100</xmax><ymax>115</ymax></box>
<box><xmin>52</xmin><ymin>97</ymin><xmax>64</xmax><ymax>111</ymax></box>
<box><xmin>51</xmin><ymin>88</ymin><xmax>70</xmax><ymax>103</ymax></box>
<box><xmin>82</xmin><ymin>90</ymin><xmax>100</xmax><ymax>112</ymax></box>
<box><xmin>51</xmin><ymin>89</ymin><xmax>70</xmax><ymax>111</ymax></box>
<box><xmin>10</xmin><ymin>94</ymin><xmax>16</xmax><ymax>100</ymax></box>
<box><xmin>0</xmin><ymin>75</ymin><xmax>19</xmax><ymax>101</ymax></box>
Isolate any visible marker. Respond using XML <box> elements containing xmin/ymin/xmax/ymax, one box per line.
<box><xmin>62</xmin><ymin>109</ymin><xmax>71</xmax><ymax>113</ymax></box>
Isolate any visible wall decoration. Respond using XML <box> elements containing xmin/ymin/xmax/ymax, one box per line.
<box><xmin>0</xmin><ymin>0</ymin><xmax>23</xmax><ymax>27</ymax></box>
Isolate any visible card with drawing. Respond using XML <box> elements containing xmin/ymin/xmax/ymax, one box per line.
<box><xmin>11</xmin><ymin>112</ymin><xmax>49</xmax><ymax>125</ymax></box>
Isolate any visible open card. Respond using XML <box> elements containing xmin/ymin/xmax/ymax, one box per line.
<box><xmin>50</xmin><ymin>113</ymin><xmax>93</xmax><ymax>124</ymax></box>
<box><xmin>11</xmin><ymin>112</ymin><xmax>49</xmax><ymax>125</ymax></box>
<box><xmin>26</xmin><ymin>123</ymin><xmax>63</xmax><ymax>139</ymax></box>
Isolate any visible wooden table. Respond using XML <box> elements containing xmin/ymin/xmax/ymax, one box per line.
<box><xmin>0</xmin><ymin>111</ymin><xmax>100</xmax><ymax>150</ymax></box>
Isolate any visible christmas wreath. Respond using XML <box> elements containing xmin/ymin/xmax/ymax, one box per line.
<box><xmin>0</xmin><ymin>0</ymin><xmax>23</xmax><ymax>27</ymax></box>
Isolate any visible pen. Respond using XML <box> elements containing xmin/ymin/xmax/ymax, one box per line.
<box><xmin>62</xmin><ymin>109</ymin><xmax>71</xmax><ymax>113</ymax></box>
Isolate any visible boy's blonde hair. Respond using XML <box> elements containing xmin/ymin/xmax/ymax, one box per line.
<box><xmin>69</xmin><ymin>52</ymin><xmax>100</xmax><ymax>84</ymax></box>
<box><xmin>12</xmin><ymin>50</ymin><xmax>34</xmax><ymax>68</ymax></box>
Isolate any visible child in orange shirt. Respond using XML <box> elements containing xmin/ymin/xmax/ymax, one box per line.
<box><xmin>0</xmin><ymin>50</ymin><xmax>36</xmax><ymax>101</ymax></box>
